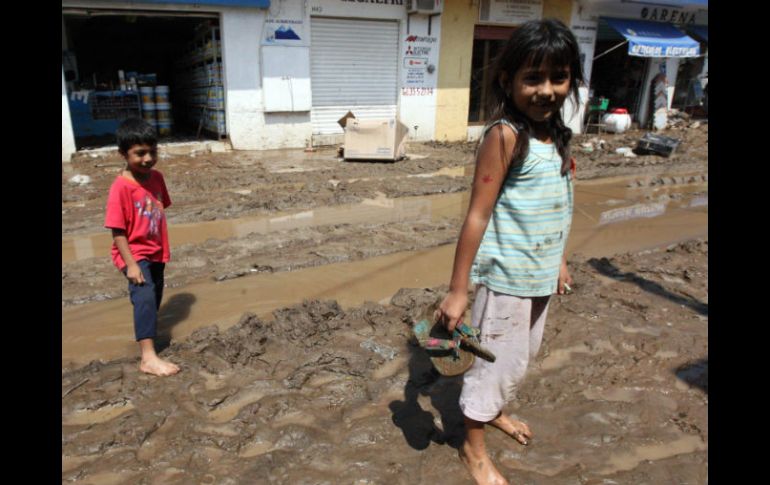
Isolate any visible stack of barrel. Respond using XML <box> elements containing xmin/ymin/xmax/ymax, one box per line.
<box><xmin>140</xmin><ymin>85</ymin><xmax>172</xmax><ymax>136</ymax></box>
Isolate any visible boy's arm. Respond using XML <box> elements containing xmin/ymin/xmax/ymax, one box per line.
<box><xmin>112</xmin><ymin>229</ymin><xmax>145</xmax><ymax>285</ymax></box>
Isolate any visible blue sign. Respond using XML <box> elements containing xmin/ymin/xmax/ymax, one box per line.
<box><xmin>605</xmin><ymin>18</ymin><xmax>700</xmax><ymax>58</ymax></box>
<box><xmin>126</xmin><ymin>0</ymin><xmax>270</xmax><ymax>8</ymax></box>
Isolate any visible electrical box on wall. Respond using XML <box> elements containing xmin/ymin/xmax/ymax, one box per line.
<box><xmin>407</xmin><ymin>0</ymin><xmax>442</xmax><ymax>15</ymax></box>
<box><xmin>261</xmin><ymin>45</ymin><xmax>311</xmax><ymax>112</ymax></box>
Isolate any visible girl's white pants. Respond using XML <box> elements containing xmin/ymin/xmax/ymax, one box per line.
<box><xmin>459</xmin><ymin>285</ymin><xmax>551</xmax><ymax>422</ymax></box>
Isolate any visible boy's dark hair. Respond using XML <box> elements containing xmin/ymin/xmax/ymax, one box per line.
<box><xmin>485</xmin><ymin>19</ymin><xmax>585</xmax><ymax>176</ymax></box>
<box><xmin>116</xmin><ymin>118</ymin><xmax>157</xmax><ymax>154</ymax></box>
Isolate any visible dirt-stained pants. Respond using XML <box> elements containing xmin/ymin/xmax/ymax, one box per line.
<box><xmin>459</xmin><ymin>285</ymin><xmax>551</xmax><ymax>422</ymax></box>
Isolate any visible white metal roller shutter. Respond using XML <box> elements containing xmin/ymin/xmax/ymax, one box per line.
<box><xmin>311</xmin><ymin>17</ymin><xmax>399</xmax><ymax>136</ymax></box>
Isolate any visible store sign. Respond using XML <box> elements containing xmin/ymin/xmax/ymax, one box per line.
<box><xmin>401</xmin><ymin>34</ymin><xmax>438</xmax><ymax>96</ymax></box>
<box><xmin>578</xmin><ymin>2</ymin><xmax>707</xmax><ymax>26</ymax></box>
<box><xmin>126</xmin><ymin>0</ymin><xmax>270</xmax><ymax>7</ymax></box>
<box><xmin>640</xmin><ymin>7</ymin><xmax>697</xmax><ymax>25</ymax></box>
<box><xmin>262</xmin><ymin>0</ymin><xmax>308</xmax><ymax>46</ymax></box>
<box><xmin>309</xmin><ymin>0</ymin><xmax>406</xmax><ymax>18</ymax></box>
<box><xmin>479</xmin><ymin>0</ymin><xmax>543</xmax><ymax>25</ymax></box>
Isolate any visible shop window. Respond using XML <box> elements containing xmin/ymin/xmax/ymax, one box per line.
<box><xmin>672</xmin><ymin>51</ymin><xmax>707</xmax><ymax>112</ymax></box>
<box><xmin>589</xmin><ymin>39</ymin><xmax>648</xmax><ymax>118</ymax></box>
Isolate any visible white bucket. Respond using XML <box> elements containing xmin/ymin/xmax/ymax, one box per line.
<box><xmin>602</xmin><ymin>110</ymin><xmax>632</xmax><ymax>134</ymax></box>
<box><xmin>140</xmin><ymin>86</ymin><xmax>155</xmax><ymax>105</ymax></box>
<box><xmin>155</xmin><ymin>85</ymin><xmax>170</xmax><ymax>104</ymax></box>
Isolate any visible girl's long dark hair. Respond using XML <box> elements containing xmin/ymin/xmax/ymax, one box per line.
<box><xmin>485</xmin><ymin>19</ymin><xmax>584</xmax><ymax>175</ymax></box>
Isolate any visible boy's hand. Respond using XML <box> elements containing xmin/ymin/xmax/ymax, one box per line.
<box><xmin>557</xmin><ymin>260</ymin><xmax>573</xmax><ymax>295</ymax></box>
<box><xmin>435</xmin><ymin>290</ymin><xmax>468</xmax><ymax>333</ymax></box>
<box><xmin>125</xmin><ymin>264</ymin><xmax>145</xmax><ymax>285</ymax></box>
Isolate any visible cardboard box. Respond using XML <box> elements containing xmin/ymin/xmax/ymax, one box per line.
<box><xmin>340</xmin><ymin>113</ymin><xmax>408</xmax><ymax>161</ymax></box>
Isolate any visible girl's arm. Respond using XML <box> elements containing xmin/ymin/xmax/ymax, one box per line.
<box><xmin>437</xmin><ymin>124</ymin><xmax>517</xmax><ymax>331</ymax></box>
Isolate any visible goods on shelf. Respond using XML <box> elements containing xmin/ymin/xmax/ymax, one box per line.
<box><xmin>173</xmin><ymin>21</ymin><xmax>226</xmax><ymax>138</ymax></box>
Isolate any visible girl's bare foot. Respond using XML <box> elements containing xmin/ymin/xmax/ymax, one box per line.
<box><xmin>140</xmin><ymin>356</ymin><xmax>180</xmax><ymax>376</ymax></box>
<box><xmin>459</xmin><ymin>441</ymin><xmax>509</xmax><ymax>485</ymax></box>
<box><xmin>489</xmin><ymin>413</ymin><xmax>532</xmax><ymax>445</ymax></box>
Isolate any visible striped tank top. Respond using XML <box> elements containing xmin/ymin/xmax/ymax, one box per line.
<box><xmin>470</xmin><ymin>119</ymin><xmax>574</xmax><ymax>297</ymax></box>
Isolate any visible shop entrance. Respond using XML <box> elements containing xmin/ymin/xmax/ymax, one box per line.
<box><xmin>589</xmin><ymin>18</ymin><xmax>649</xmax><ymax>120</ymax></box>
<box><xmin>62</xmin><ymin>11</ymin><xmax>226</xmax><ymax>150</ymax></box>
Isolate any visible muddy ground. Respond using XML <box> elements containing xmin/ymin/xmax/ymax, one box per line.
<box><xmin>62</xmin><ymin>124</ymin><xmax>707</xmax><ymax>483</ymax></box>
<box><xmin>62</xmin><ymin>239</ymin><xmax>708</xmax><ymax>484</ymax></box>
<box><xmin>62</xmin><ymin>125</ymin><xmax>707</xmax><ymax>307</ymax></box>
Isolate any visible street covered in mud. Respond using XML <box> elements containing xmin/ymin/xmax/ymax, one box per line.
<box><xmin>62</xmin><ymin>125</ymin><xmax>707</xmax><ymax>483</ymax></box>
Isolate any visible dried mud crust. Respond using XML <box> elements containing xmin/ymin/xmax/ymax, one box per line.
<box><xmin>62</xmin><ymin>126</ymin><xmax>706</xmax><ymax>236</ymax></box>
<box><xmin>63</xmin><ymin>239</ymin><xmax>707</xmax><ymax>484</ymax></box>
<box><xmin>62</xmin><ymin>219</ymin><xmax>460</xmax><ymax>307</ymax></box>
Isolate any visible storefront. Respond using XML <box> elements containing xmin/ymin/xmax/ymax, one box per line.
<box><xmin>62</xmin><ymin>0</ymin><xmax>444</xmax><ymax>161</ymax></box>
<box><xmin>62</xmin><ymin>11</ymin><xmax>226</xmax><ymax>149</ymax></box>
<box><xmin>577</xmin><ymin>0</ymin><xmax>707</xmax><ymax>128</ymax></box>
<box><xmin>434</xmin><ymin>0</ymin><xmax>573</xmax><ymax>142</ymax></box>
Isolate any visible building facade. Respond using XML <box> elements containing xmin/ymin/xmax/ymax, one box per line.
<box><xmin>61</xmin><ymin>0</ymin><xmax>707</xmax><ymax>162</ymax></box>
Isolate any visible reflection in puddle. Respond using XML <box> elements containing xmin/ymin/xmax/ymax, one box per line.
<box><xmin>599</xmin><ymin>202</ymin><xmax>667</xmax><ymax>225</ymax></box>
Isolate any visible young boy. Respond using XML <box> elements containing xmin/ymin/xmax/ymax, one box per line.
<box><xmin>105</xmin><ymin>118</ymin><xmax>180</xmax><ymax>377</ymax></box>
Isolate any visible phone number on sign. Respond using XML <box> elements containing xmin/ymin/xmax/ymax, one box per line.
<box><xmin>401</xmin><ymin>87</ymin><xmax>434</xmax><ymax>96</ymax></box>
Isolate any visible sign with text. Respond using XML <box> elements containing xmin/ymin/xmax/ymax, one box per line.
<box><xmin>263</xmin><ymin>0</ymin><xmax>308</xmax><ymax>46</ymax></box>
<box><xmin>401</xmin><ymin>34</ymin><xmax>438</xmax><ymax>96</ymax></box>
<box><xmin>479</xmin><ymin>0</ymin><xmax>543</xmax><ymax>25</ymax></box>
<box><xmin>309</xmin><ymin>0</ymin><xmax>406</xmax><ymax>19</ymax></box>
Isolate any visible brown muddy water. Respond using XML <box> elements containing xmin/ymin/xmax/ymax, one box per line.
<box><xmin>62</xmin><ymin>174</ymin><xmax>706</xmax><ymax>366</ymax></box>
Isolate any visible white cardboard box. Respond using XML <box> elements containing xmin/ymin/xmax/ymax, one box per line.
<box><xmin>343</xmin><ymin>118</ymin><xmax>408</xmax><ymax>161</ymax></box>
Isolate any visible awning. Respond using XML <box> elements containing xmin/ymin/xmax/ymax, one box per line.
<box><xmin>688</xmin><ymin>25</ymin><xmax>708</xmax><ymax>42</ymax></box>
<box><xmin>604</xmin><ymin>18</ymin><xmax>700</xmax><ymax>58</ymax></box>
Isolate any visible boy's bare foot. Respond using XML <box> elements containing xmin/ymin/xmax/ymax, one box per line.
<box><xmin>140</xmin><ymin>356</ymin><xmax>180</xmax><ymax>377</ymax></box>
<box><xmin>489</xmin><ymin>414</ymin><xmax>532</xmax><ymax>445</ymax></box>
<box><xmin>459</xmin><ymin>441</ymin><xmax>509</xmax><ymax>485</ymax></box>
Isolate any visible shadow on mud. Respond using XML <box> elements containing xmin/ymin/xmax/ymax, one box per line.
<box><xmin>388</xmin><ymin>342</ymin><xmax>466</xmax><ymax>450</ymax></box>
<box><xmin>587</xmin><ymin>257</ymin><xmax>708</xmax><ymax>316</ymax></box>
<box><xmin>675</xmin><ymin>358</ymin><xmax>708</xmax><ymax>394</ymax></box>
<box><xmin>156</xmin><ymin>292</ymin><xmax>197</xmax><ymax>352</ymax></box>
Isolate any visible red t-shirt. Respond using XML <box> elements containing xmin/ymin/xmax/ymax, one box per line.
<box><xmin>104</xmin><ymin>170</ymin><xmax>171</xmax><ymax>271</ymax></box>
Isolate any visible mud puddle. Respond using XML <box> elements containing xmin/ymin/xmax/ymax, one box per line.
<box><xmin>63</xmin><ymin>192</ymin><xmax>468</xmax><ymax>264</ymax></box>
<box><xmin>63</xmin><ymin>174</ymin><xmax>706</xmax><ymax>367</ymax></box>
<box><xmin>63</xmin><ymin>240</ymin><xmax>707</xmax><ymax>484</ymax></box>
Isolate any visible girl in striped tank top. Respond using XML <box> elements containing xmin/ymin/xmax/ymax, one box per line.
<box><xmin>435</xmin><ymin>19</ymin><xmax>584</xmax><ymax>485</ymax></box>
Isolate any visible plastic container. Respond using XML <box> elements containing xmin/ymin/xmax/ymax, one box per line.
<box><xmin>158</xmin><ymin>120</ymin><xmax>172</xmax><ymax>136</ymax></box>
<box><xmin>140</xmin><ymin>86</ymin><xmax>155</xmax><ymax>105</ymax></box>
<box><xmin>601</xmin><ymin>108</ymin><xmax>632</xmax><ymax>134</ymax></box>
<box><xmin>142</xmin><ymin>105</ymin><xmax>156</xmax><ymax>123</ymax></box>
<box><xmin>155</xmin><ymin>102</ymin><xmax>172</xmax><ymax>122</ymax></box>
<box><xmin>154</xmin><ymin>85</ymin><xmax>170</xmax><ymax>104</ymax></box>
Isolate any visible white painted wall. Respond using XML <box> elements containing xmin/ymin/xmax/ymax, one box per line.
<box><xmin>308</xmin><ymin>0</ymin><xmax>440</xmax><ymax>142</ymax></box>
<box><xmin>398</xmin><ymin>15</ymin><xmax>440</xmax><ymax>141</ymax></box>
<box><xmin>221</xmin><ymin>7</ymin><xmax>311</xmax><ymax>150</ymax></box>
<box><xmin>62</xmin><ymin>67</ymin><xmax>77</xmax><ymax>162</ymax></box>
<box><xmin>665</xmin><ymin>57</ymin><xmax>679</xmax><ymax>110</ymax></box>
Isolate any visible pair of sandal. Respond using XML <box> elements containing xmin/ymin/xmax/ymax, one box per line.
<box><xmin>412</xmin><ymin>318</ymin><xmax>496</xmax><ymax>376</ymax></box>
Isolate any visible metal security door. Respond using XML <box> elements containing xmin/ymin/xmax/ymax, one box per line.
<box><xmin>310</xmin><ymin>17</ymin><xmax>399</xmax><ymax>137</ymax></box>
